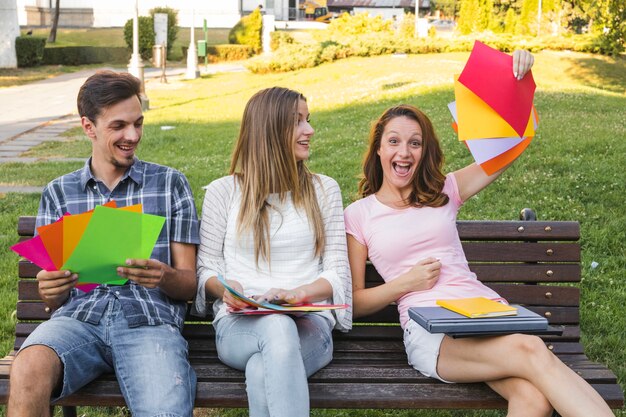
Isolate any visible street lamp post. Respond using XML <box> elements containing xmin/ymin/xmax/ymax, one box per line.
<box><xmin>537</xmin><ymin>0</ymin><xmax>542</xmax><ymax>36</ymax></box>
<box><xmin>186</xmin><ymin>8</ymin><xmax>200</xmax><ymax>79</ymax></box>
<box><xmin>127</xmin><ymin>0</ymin><xmax>149</xmax><ymax>110</ymax></box>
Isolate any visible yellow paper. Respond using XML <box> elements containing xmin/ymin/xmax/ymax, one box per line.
<box><xmin>455</xmin><ymin>77</ymin><xmax>535</xmax><ymax>141</ymax></box>
<box><xmin>63</xmin><ymin>211</ymin><xmax>95</xmax><ymax>265</ymax></box>
<box><xmin>436</xmin><ymin>297</ymin><xmax>517</xmax><ymax>318</ymax></box>
<box><xmin>120</xmin><ymin>204</ymin><xmax>142</xmax><ymax>213</ymax></box>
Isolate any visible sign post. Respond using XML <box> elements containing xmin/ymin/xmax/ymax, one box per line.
<box><xmin>153</xmin><ymin>12</ymin><xmax>168</xmax><ymax>83</ymax></box>
<box><xmin>203</xmin><ymin>18</ymin><xmax>208</xmax><ymax>71</ymax></box>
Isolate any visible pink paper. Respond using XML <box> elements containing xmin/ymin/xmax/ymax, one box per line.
<box><xmin>10</xmin><ymin>236</ymin><xmax>57</xmax><ymax>271</ymax></box>
<box><xmin>458</xmin><ymin>41</ymin><xmax>536</xmax><ymax>138</ymax></box>
<box><xmin>76</xmin><ymin>283</ymin><xmax>99</xmax><ymax>292</ymax></box>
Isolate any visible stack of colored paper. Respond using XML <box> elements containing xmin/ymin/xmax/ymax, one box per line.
<box><xmin>449</xmin><ymin>41</ymin><xmax>539</xmax><ymax>175</ymax></box>
<box><xmin>11</xmin><ymin>201</ymin><xmax>165</xmax><ymax>292</ymax></box>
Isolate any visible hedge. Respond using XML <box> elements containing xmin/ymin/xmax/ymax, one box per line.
<box><xmin>43</xmin><ymin>47</ymin><xmax>129</xmax><ymax>65</ymax></box>
<box><xmin>16</xmin><ymin>36</ymin><xmax>46</xmax><ymax>67</ymax></box>
<box><xmin>247</xmin><ymin>32</ymin><xmax>598</xmax><ymax>74</ymax></box>
<box><xmin>182</xmin><ymin>44</ymin><xmax>254</xmax><ymax>63</ymax></box>
<box><xmin>207</xmin><ymin>45</ymin><xmax>254</xmax><ymax>62</ymax></box>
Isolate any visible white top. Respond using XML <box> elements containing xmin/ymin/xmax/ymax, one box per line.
<box><xmin>195</xmin><ymin>174</ymin><xmax>352</xmax><ymax>331</ymax></box>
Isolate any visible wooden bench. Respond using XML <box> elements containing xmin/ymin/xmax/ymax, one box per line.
<box><xmin>1</xmin><ymin>213</ymin><xmax>623</xmax><ymax>416</ymax></box>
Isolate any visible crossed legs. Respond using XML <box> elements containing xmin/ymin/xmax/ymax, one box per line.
<box><xmin>437</xmin><ymin>333</ymin><xmax>613</xmax><ymax>417</ymax></box>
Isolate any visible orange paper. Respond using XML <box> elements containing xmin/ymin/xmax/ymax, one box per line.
<box><xmin>480</xmin><ymin>136</ymin><xmax>533</xmax><ymax>175</ymax></box>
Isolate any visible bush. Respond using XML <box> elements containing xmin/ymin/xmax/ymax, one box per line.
<box><xmin>270</xmin><ymin>31</ymin><xmax>295</xmax><ymax>51</ymax></box>
<box><xmin>398</xmin><ymin>13</ymin><xmax>416</xmax><ymax>38</ymax></box>
<box><xmin>124</xmin><ymin>16</ymin><xmax>155</xmax><ymax>60</ymax></box>
<box><xmin>229</xmin><ymin>8</ymin><xmax>262</xmax><ymax>53</ymax></box>
<box><xmin>15</xmin><ymin>36</ymin><xmax>46</xmax><ymax>67</ymax></box>
<box><xmin>207</xmin><ymin>44</ymin><xmax>254</xmax><ymax>62</ymax></box>
<box><xmin>246</xmin><ymin>43</ymin><xmax>320</xmax><ymax>74</ymax></box>
<box><xmin>150</xmin><ymin>6</ymin><xmax>179</xmax><ymax>58</ymax></box>
<box><xmin>327</xmin><ymin>12</ymin><xmax>393</xmax><ymax>37</ymax></box>
<box><xmin>43</xmin><ymin>46</ymin><xmax>129</xmax><ymax>65</ymax></box>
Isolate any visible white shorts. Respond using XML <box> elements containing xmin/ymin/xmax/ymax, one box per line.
<box><xmin>403</xmin><ymin>319</ymin><xmax>452</xmax><ymax>383</ymax></box>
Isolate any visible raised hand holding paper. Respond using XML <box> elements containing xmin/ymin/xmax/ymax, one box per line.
<box><xmin>450</xmin><ymin>41</ymin><xmax>539</xmax><ymax>175</ymax></box>
<box><xmin>458</xmin><ymin>40</ymin><xmax>536</xmax><ymax>138</ymax></box>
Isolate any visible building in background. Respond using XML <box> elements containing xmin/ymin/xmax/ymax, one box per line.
<box><xmin>15</xmin><ymin>0</ymin><xmax>316</xmax><ymax>28</ymax></box>
<box><xmin>327</xmin><ymin>0</ymin><xmax>431</xmax><ymax>20</ymax></box>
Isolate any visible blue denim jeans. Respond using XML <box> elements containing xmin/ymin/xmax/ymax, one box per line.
<box><xmin>19</xmin><ymin>299</ymin><xmax>196</xmax><ymax>417</ymax></box>
<box><xmin>215</xmin><ymin>313</ymin><xmax>333</xmax><ymax>417</ymax></box>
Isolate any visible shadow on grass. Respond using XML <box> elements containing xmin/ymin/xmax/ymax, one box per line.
<box><xmin>560</xmin><ymin>55</ymin><xmax>626</xmax><ymax>94</ymax></box>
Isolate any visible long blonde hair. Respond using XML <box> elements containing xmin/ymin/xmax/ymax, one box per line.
<box><xmin>230</xmin><ymin>87</ymin><xmax>325</xmax><ymax>265</ymax></box>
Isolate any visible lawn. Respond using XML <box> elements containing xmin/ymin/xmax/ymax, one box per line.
<box><xmin>0</xmin><ymin>50</ymin><xmax>624</xmax><ymax>416</ymax></box>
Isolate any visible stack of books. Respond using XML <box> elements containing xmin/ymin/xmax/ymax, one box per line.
<box><xmin>408</xmin><ymin>297</ymin><xmax>557</xmax><ymax>338</ymax></box>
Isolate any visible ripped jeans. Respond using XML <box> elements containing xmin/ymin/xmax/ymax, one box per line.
<box><xmin>214</xmin><ymin>313</ymin><xmax>333</xmax><ymax>417</ymax></box>
<box><xmin>20</xmin><ymin>299</ymin><xmax>196</xmax><ymax>417</ymax></box>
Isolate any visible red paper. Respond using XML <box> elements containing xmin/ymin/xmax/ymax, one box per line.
<box><xmin>458</xmin><ymin>41</ymin><xmax>536</xmax><ymax>138</ymax></box>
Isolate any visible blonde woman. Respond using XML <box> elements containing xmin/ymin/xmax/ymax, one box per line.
<box><xmin>194</xmin><ymin>87</ymin><xmax>351</xmax><ymax>417</ymax></box>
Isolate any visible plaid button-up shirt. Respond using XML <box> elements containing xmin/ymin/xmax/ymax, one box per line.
<box><xmin>36</xmin><ymin>158</ymin><xmax>200</xmax><ymax>330</ymax></box>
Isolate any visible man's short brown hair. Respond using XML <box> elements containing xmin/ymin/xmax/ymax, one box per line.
<box><xmin>77</xmin><ymin>71</ymin><xmax>141</xmax><ymax>124</ymax></box>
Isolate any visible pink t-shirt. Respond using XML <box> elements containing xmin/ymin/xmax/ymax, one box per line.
<box><xmin>344</xmin><ymin>173</ymin><xmax>506</xmax><ymax>328</ymax></box>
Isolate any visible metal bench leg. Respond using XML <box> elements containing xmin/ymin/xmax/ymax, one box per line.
<box><xmin>62</xmin><ymin>406</ymin><xmax>78</xmax><ymax>417</ymax></box>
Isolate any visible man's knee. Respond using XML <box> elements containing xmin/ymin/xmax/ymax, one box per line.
<box><xmin>11</xmin><ymin>345</ymin><xmax>62</xmax><ymax>389</ymax></box>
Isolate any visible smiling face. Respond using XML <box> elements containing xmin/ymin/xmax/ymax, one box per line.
<box><xmin>82</xmin><ymin>95</ymin><xmax>144</xmax><ymax>175</ymax></box>
<box><xmin>293</xmin><ymin>99</ymin><xmax>314</xmax><ymax>162</ymax></box>
<box><xmin>376</xmin><ymin>115</ymin><xmax>423</xmax><ymax>196</ymax></box>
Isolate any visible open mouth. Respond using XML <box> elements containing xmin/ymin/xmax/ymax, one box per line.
<box><xmin>297</xmin><ymin>140</ymin><xmax>309</xmax><ymax>147</ymax></box>
<box><xmin>392</xmin><ymin>161</ymin><xmax>411</xmax><ymax>176</ymax></box>
<box><xmin>116</xmin><ymin>143</ymin><xmax>136</xmax><ymax>155</ymax></box>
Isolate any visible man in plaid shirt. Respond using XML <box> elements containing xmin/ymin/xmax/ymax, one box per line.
<box><xmin>8</xmin><ymin>71</ymin><xmax>200</xmax><ymax>417</ymax></box>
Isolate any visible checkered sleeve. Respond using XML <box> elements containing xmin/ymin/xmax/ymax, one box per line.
<box><xmin>169</xmin><ymin>171</ymin><xmax>200</xmax><ymax>245</ymax></box>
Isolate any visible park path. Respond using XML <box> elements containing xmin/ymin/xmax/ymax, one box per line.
<box><xmin>0</xmin><ymin>63</ymin><xmax>245</xmax><ymax>193</ymax></box>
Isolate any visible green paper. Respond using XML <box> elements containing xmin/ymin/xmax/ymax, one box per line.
<box><xmin>61</xmin><ymin>206</ymin><xmax>165</xmax><ymax>284</ymax></box>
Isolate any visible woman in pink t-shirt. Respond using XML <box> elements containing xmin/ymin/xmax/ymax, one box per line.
<box><xmin>344</xmin><ymin>51</ymin><xmax>613</xmax><ymax>417</ymax></box>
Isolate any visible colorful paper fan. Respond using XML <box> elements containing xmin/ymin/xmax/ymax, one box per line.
<box><xmin>10</xmin><ymin>201</ymin><xmax>165</xmax><ymax>292</ymax></box>
<box><xmin>450</xmin><ymin>41</ymin><xmax>539</xmax><ymax>174</ymax></box>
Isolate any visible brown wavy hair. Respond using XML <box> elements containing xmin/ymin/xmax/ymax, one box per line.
<box><xmin>358</xmin><ymin>104</ymin><xmax>449</xmax><ymax>208</ymax></box>
<box><xmin>230</xmin><ymin>87</ymin><xmax>325</xmax><ymax>265</ymax></box>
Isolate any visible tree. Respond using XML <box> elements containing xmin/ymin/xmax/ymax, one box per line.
<box><xmin>592</xmin><ymin>0</ymin><xmax>625</xmax><ymax>55</ymax></box>
<box><xmin>48</xmin><ymin>0</ymin><xmax>60</xmax><ymax>43</ymax></box>
<box><xmin>478</xmin><ymin>0</ymin><xmax>494</xmax><ymax>31</ymax></box>
<box><xmin>228</xmin><ymin>8</ymin><xmax>263</xmax><ymax>52</ymax></box>
<box><xmin>458</xmin><ymin>0</ymin><xmax>480</xmax><ymax>33</ymax></box>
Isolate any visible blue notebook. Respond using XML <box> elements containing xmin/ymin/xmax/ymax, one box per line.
<box><xmin>408</xmin><ymin>305</ymin><xmax>548</xmax><ymax>334</ymax></box>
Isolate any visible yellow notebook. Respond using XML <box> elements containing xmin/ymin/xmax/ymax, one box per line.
<box><xmin>436</xmin><ymin>297</ymin><xmax>517</xmax><ymax>319</ymax></box>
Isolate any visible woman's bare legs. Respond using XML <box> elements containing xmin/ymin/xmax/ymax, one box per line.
<box><xmin>437</xmin><ymin>334</ymin><xmax>613</xmax><ymax>417</ymax></box>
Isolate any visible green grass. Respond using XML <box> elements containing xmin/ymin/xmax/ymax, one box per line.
<box><xmin>0</xmin><ymin>50</ymin><xmax>624</xmax><ymax>416</ymax></box>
